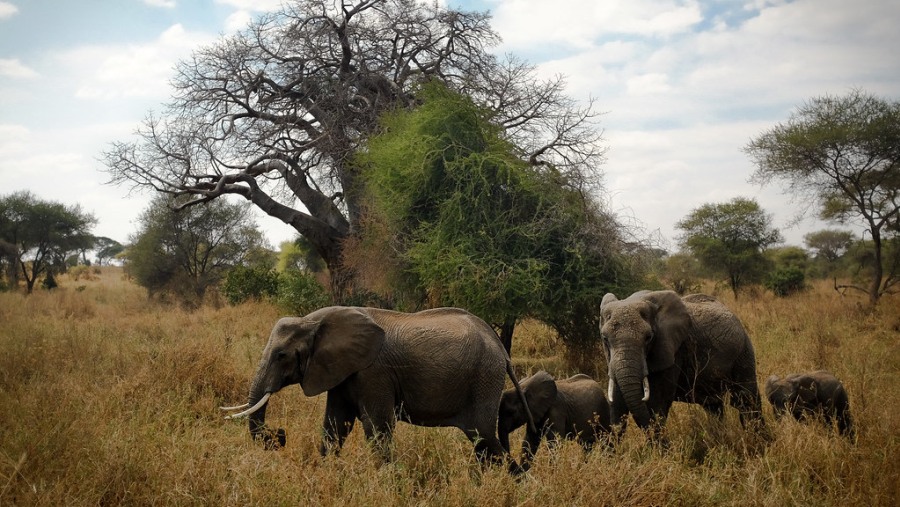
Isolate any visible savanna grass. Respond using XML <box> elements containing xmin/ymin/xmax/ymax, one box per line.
<box><xmin>0</xmin><ymin>272</ymin><xmax>897</xmax><ymax>505</ymax></box>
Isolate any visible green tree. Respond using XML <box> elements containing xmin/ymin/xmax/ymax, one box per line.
<box><xmin>0</xmin><ymin>191</ymin><xmax>96</xmax><ymax>293</ymax></box>
<box><xmin>659</xmin><ymin>252</ymin><xmax>704</xmax><ymax>295</ymax></box>
<box><xmin>93</xmin><ymin>236</ymin><xmax>125</xmax><ymax>266</ymax></box>
<box><xmin>102</xmin><ymin>0</ymin><xmax>602</xmax><ymax>302</ymax></box>
<box><xmin>126</xmin><ymin>196</ymin><xmax>267</xmax><ymax>305</ymax></box>
<box><xmin>804</xmin><ymin>229</ymin><xmax>854</xmax><ymax>278</ymax></box>
<box><xmin>356</xmin><ymin>83</ymin><xmax>638</xmax><ymax>355</ymax></box>
<box><xmin>676</xmin><ymin>197</ymin><xmax>782</xmax><ymax>298</ymax></box>
<box><xmin>746</xmin><ymin>89</ymin><xmax>900</xmax><ymax>304</ymax></box>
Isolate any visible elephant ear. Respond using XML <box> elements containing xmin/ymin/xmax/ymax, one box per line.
<box><xmin>641</xmin><ymin>290</ymin><xmax>692</xmax><ymax>373</ymax></box>
<box><xmin>301</xmin><ymin>307</ymin><xmax>386</xmax><ymax>397</ymax></box>
<box><xmin>522</xmin><ymin>370</ymin><xmax>558</xmax><ymax>420</ymax></box>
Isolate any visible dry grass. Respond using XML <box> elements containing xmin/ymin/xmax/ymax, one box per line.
<box><xmin>1</xmin><ymin>272</ymin><xmax>897</xmax><ymax>505</ymax></box>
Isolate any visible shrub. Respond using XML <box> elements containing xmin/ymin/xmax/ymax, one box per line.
<box><xmin>221</xmin><ymin>265</ymin><xmax>280</xmax><ymax>305</ymax></box>
<box><xmin>274</xmin><ymin>270</ymin><xmax>330</xmax><ymax>315</ymax></box>
<box><xmin>765</xmin><ymin>266</ymin><xmax>806</xmax><ymax>297</ymax></box>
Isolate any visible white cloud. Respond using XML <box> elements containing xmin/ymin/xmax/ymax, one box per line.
<box><xmin>0</xmin><ymin>58</ymin><xmax>38</xmax><ymax>79</ymax></box>
<box><xmin>214</xmin><ymin>0</ymin><xmax>282</xmax><ymax>11</ymax></box>
<box><xmin>143</xmin><ymin>0</ymin><xmax>176</xmax><ymax>8</ymax></box>
<box><xmin>58</xmin><ymin>24</ymin><xmax>216</xmax><ymax>100</ymax></box>
<box><xmin>224</xmin><ymin>10</ymin><xmax>253</xmax><ymax>33</ymax></box>
<box><xmin>0</xmin><ymin>1</ymin><xmax>17</xmax><ymax>19</ymax></box>
<box><xmin>490</xmin><ymin>0</ymin><xmax>702</xmax><ymax>52</ymax></box>
<box><xmin>489</xmin><ymin>0</ymin><xmax>900</xmax><ymax>245</ymax></box>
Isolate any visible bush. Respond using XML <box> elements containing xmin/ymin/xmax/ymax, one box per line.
<box><xmin>221</xmin><ymin>266</ymin><xmax>280</xmax><ymax>305</ymax></box>
<box><xmin>765</xmin><ymin>266</ymin><xmax>806</xmax><ymax>297</ymax></box>
<box><xmin>275</xmin><ymin>270</ymin><xmax>330</xmax><ymax>316</ymax></box>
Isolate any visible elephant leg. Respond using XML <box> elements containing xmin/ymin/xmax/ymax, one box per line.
<box><xmin>360</xmin><ymin>408</ymin><xmax>396</xmax><ymax>463</ymax></box>
<box><xmin>320</xmin><ymin>390</ymin><xmax>357</xmax><ymax>456</ymax></box>
<box><xmin>701</xmin><ymin>399</ymin><xmax>725</xmax><ymax>419</ymax></box>
<box><xmin>465</xmin><ymin>429</ymin><xmax>521</xmax><ymax>475</ymax></box>
<box><xmin>515</xmin><ymin>425</ymin><xmax>546</xmax><ymax>472</ymax></box>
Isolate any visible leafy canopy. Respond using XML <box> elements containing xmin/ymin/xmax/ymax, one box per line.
<box><xmin>126</xmin><ymin>196</ymin><xmax>266</xmax><ymax>305</ymax></box>
<box><xmin>0</xmin><ymin>191</ymin><xmax>96</xmax><ymax>293</ymax></box>
<box><xmin>746</xmin><ymin>89</ymin><xmax>900</xmax><ymax>303</ymax></box>
<box><xmin>357</xmin><ymin>83</ymin><xmax>638</xmax><ymax>353</ymax></box>
<box><xmin>676</xmin><ymin>197</ymin><xmax>782</xmax><ymax>297</ymax></box>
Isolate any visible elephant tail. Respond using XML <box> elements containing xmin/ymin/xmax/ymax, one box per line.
<box><xmin>506</xmin><ymin>361</ymin><xmax>538</xmax><ymax>434</ymax></box>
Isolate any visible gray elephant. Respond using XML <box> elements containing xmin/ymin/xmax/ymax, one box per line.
<box><xmin>498</xmin><ymin>370</ymin><xmax>611</xmax><ymax>470</ymax></box>
<box><xmin>765</xmin><ymin>370</ymin><xmax>854</xmax><ymax>438</ymax></box>
<box><xmin>221</xmin><ymin>306</ymin><xmax>534</xmax><ymax>472</ymax></box>
<box><xmin>600</xmin><ymin>290</ymin><xmax>764</xmax><ymax>436</ymax></box>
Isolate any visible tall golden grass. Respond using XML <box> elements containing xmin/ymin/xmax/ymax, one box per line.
<box><xmin>1</xmin><ymin>270</ymin><xmax>897</xmax><ymax>505</ymax></box>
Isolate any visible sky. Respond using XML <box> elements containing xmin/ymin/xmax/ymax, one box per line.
<box><xmin>1</xmin><ymin>0</ymin><xmax>898</xmax><ymax>252</ymax></box>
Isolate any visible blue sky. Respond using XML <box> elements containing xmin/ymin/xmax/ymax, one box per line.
<box><xmin>1</xmin><ymin>0</ymin><xmax>898</xmax><ymax>249</ymax></box>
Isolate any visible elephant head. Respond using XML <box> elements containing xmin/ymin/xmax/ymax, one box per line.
<box><xmin>223</xmin><ymin>306</ymin><xmax>386</xmax><ymax>447</ymax></box>
<box><xmin>764</xmin><ymin>375</ymin><xmax>795</xmax><ymax>417</ymax></box>
<box><xmin>497</xmin><ymin>370</ymin><xmax>557</xmax><ymax>451</ymax></box>
<box><xmin>599</xmin><ymin>291</ymin><xmax>691</xmax><ymax>428</ymax></box>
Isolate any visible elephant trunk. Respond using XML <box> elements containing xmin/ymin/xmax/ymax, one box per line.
<box><xmin>246</xmin><ymin>370</ymin><xmax>285</xmax><ymax>449</ymax></box>
<box><xmin>611</xmin><ymin>358</ymin><xmax>652</xmax><ymax>428</ymax></box>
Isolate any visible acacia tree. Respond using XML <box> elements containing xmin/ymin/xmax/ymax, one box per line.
<box><xmin>353</xmin><ymin>83</ymin><xmax>638</xmax><ymax>356</ymax></box>
<box><xmin>0</xmin><ymin>191</ymin><xmax>96</xmax><ymax>293</ymax></box>
<box><xmin>746</xmin><ymin>89</ymin><xmax>900</xmax><ymax>305</ymax></box>
<box><xmin>102</xmin><ymin>0</ymin><xmax>602</xmax><ymax>301</ymax></box>
<box><xmin>676</xmin><ymin>197</ymin><xmax>782</xmax><ymax>298</ymax></box>
<box><xmin>127</xmin><ymin>196</ymin><xmax>267</xmax><ymax>305</ymax></box>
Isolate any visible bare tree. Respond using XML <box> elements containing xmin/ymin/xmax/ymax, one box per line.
<box><xmin>102</xmin><ymin>0</ymin><xmax>604</xmax><ymax>300</ymax></box>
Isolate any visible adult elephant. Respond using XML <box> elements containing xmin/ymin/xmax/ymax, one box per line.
<box><xmin>599</xmin><ymin>290</ymin><xmax>764</xmax><ymax>436</ymax></box>
<box><xmin>221</xmin><ymin>306</ymin><xmax>534</xmax><ymax>473</ymax></box>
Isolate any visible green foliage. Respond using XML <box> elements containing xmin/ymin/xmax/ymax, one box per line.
<box><xmin>659</xmin><ymin>252</ymin><xmax>704</xmax><ymax>295</ymax></box>
<box><xmin>221</xmin><ymin>266</ymin><xmax>281</xmax><ymax>305</ymax></box>
<box><xmin>93</xmin><ymin>236</ymin><xmax>125</xmax><ymax>266</ymax></box>
<box><xmin>357</xmin><ymin>82</ymin><xmax>639</xmax><ymax>353</ymax></box>
<box><xmin>746</xmin><ymin>89</ymin><xmax>900</xmax><ymax>304</ymax></box>
<box><xmin>765</xmin><ymin>267</ymin><xmax>806</xmax><ymax>297</ymax></box>
<box><xmin>277</xmin><ymin>237</ymin><xmax>325</xmax><ymax>273</ymax></box>
<box><xmin>676</xmin><ymin>197</ymin><xmax>782</xmax><ymax>298</ymax></box>
<box><xmin>126</xmin><ymin>196</ymin><xmax>267</xmax><ymax>306</ymax></box>
<box><xmin>274</xmin><ymin>270</ymin><xmax>330</xmax><ymax>316</ymax></box>
<box><xmin>41</xmin><ymin>271</ymin><xmax>58</xmax><ymax>290</ymax></box>
<box><xmin>0</xmin><ymin>191</ymin><xmax>96</xmax><ymax>293</ymax></box>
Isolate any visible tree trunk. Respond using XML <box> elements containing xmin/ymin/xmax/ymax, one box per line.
<box><xmin>498</xmin><ymin>317</ymin><xmax>516</xmax><ymax>356</ymax></box>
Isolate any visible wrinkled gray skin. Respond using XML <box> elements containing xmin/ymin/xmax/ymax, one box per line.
<box><xmin>600</xmin><ymin>291</ymin><xmax>764</xmax><ymax>437</ymax></box>
<box><xmin>237</xmin><ymin>306</ymin><xmax>532</xmax><ymax>473</ymax></box>
<box><xmin>766</xmin><ymin>370</ymin><xmax>854</xmax><ymax>438</ymax></box>
<box><xmin>498</xmin><ymin>371</ymin><xmax>611</xmax><ymax>471</ymax></box>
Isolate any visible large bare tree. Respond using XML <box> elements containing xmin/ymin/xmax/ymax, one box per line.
<box><xmin>103</xmin><ymin>0</ymin><xmax>604</xmax><ymax>300</ymax></box>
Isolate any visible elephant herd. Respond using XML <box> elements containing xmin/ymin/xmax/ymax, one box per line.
<box><xmin>220</xmin><ymin>290</ymin><xmax>855</xmax><ymax>474</ymax></box>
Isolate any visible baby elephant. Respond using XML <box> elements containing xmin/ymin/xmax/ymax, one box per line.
<box><xmin>765</xmin><ymin>370</ymin><xmax>855</xmax><ymax>438</ymax></box>
<box><xmin>498</xmin><ymin>371</ymin><xmax>611</xmax><ymax>470</ymax></box>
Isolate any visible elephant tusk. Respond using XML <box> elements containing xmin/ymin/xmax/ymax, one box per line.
<box><xmin>608</xmin><ymin>378</ymin><xmax>615</xmax><ymax>403</ymax></box>
<box><xmin>223</xmin><ymin>393</ymin><xmax>271</xmax><ymax>420</ymax></box>
<box><xmin>641</xmin><ymin>377</ymin><xmax>650</xmax><ymax>402</ymax></box>
<box><xmin>219</xmin><ymin>402</ymin><xmax>250</xmax><ymax>411</ymax></box>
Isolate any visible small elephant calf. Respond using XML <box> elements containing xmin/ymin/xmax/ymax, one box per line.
<box><xmin>765</xmin><ymin>370</ymin><xmax>855</xmax><ymax>438</ymax></box>
<box><xmin>498</xmin><ymin>371</ymin><xmax>611</xmax><ymax>470</ymax></box>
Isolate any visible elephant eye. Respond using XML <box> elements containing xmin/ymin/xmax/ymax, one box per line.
<box><xmin>274</xmin><ymin>350</ymin><xmax>288</xmax><ymax>361</ymax></box>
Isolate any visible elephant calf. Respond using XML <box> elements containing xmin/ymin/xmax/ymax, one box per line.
<box><xmin>498</xmin><ymin>370</ymin><xmax>611</xmax><ymax>470</ymax></box>
<box><xmin>765</xmin><ymin>370</ymin><xmax>855</xmax><ymax>438</ymax></box>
